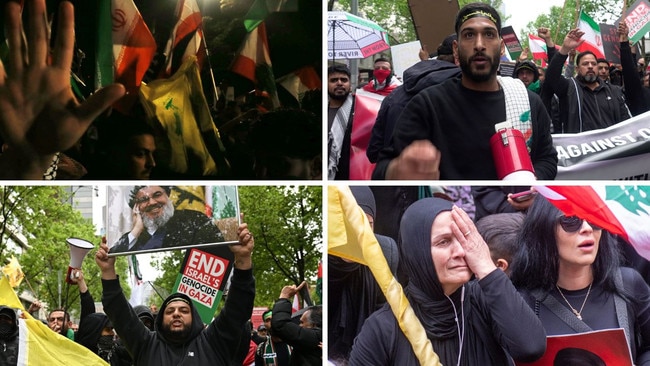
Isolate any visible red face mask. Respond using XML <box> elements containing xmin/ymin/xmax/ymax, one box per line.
<box><xmin>373</xmin><ymin>69</ymin><xmax>391</xmax><ymax>84</ymax></box>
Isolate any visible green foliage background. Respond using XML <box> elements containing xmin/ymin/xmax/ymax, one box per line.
<box><xmin>0</xmin><ymin>186</ymin><xmax>129</xmax><ymax>322</ymax></box>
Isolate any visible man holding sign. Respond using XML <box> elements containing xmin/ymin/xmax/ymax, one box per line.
<box><xmin>95</xmin><ymin>218</ymin><xmax>255</xmax><ymax>366</ymax></box>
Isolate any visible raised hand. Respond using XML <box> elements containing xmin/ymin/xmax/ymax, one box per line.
<box><xmin>0</xmin><ymin>0</ymin><xmax>125</xmax><ymax>179</ymax></box>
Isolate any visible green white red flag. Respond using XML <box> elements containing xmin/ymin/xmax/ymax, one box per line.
<box><xmin>534</xmin><ymin>186</ymin><xmax>650</xmax><ymax>260</ymax></box>
<box><xmin>111</xmin><ymin>0</ymin><xmax>157</xmax><ymax>90</ymax></box>
<box><xmin>576</xmin><ymin>10</ymin><xmax>606</xmax><ymax>59</ymax></box>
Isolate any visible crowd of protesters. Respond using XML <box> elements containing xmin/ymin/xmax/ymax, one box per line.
<box><xmin>329</xmin><ymin>185</ymin><xmax>650</xmax><ymax>366</ymax></box>
<box><xmin>328</xmin><ymin>2</ymin><xmax>650</xmax><ymax>181</ymax></box>
<box><xmin>0</xmin><ymin>0</ymin><xmax>321</xmax><ymax>181</ymax></box>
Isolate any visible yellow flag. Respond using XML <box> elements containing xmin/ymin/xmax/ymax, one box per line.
<box><xmin>2</xmin><ymin>256</ymin><xmax>24</xmax><ymax>288</ymax></box>
<box><xmin>140</xmin><ymin>56</ymin><xmax>226</xmax><ymax>176</ymax></box>
<box><xmin>0</xmin><ymin>276</ymin><xmax>108</xmax><ymax>365</ymax></box>
<box><xmin>327</xmin><ymin>186</ymin><xmax>442</xmax><ymax>366</ymax></box>
<box><xmin>0</xmin><ymin>276</ymin><xmax>25</xmax><ymax>310</ymax></box>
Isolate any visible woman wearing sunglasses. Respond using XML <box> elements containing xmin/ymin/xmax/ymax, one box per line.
<box><xmin>510</xmin><ymin>195</ymin><xmax>650</xmax><ymax>364</ymax></box>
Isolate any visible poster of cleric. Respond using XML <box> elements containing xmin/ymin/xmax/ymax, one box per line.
<box><xmin>106</xmin><ymin>185</ymin><xmax>240</xmax><ymax>256</ymax></box>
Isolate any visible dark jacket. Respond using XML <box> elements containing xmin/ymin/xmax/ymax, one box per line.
<box><xmin>620</xmin><ymin>41</ymin><xmax>650</xmax><ymax>116</ymax></box>
<box><xmin>102</xmin><ymin>269</ymin><xmax>255</xmax><ymax>366</ymax></box>
<box><xmin>367</xmin><ymin>59</ymin><xmax>461</xmax><ymax>163</ymax></box>
<box><xmin>75</xmin><ymin>313</ymin><xmax>111</xmax><ymax>356</ymax></box>
<box><xmin>110</xmin><ymin>210</ymin><xmax>224</xmax><ymax>253</ymax></box>
<box><xmin>0</xmin><ymin>306</ymin><xmax>18</xmax><ymax>366</ymax></box>
<box><xmin>270</xmin><ymin>299</ymin><xmax>321</xmax><ymax>366</ymax></box>
<box><xmin>372</xmin><ymin>77</ymin><xmax>557</xmax><ymax>180</ymax></box>
<box><xmin>545</xmin><ymin>50</ymin><xmax>631</xmax><ymax>133</ymax></box>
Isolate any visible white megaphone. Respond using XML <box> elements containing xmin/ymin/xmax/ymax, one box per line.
<box><xmin>66</xmin><ymin>238</ymin><xmax>94</xmax><ymax>284</ymax></box>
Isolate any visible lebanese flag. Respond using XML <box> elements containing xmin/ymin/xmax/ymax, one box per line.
<box><xmin>163</xmin><ymin>0</ymin><xmax>206</xmax><ymax>77</ymax></box>
<box><xmin>534</xmin><ymin>186</ymin><xmax>650</xmax><ymax>260</ymax></box>
<box><xmin>576</xmin><ymin>11</ymin><xmax>606</xmax><ymax>59</ymax></box>
<box><xmin>277</xmin><ymin>66</ymin><xmax>321</xmax><ymax>102</ymax></box>
<box><xmin>111</xmin><ymin>0</ymin><xmax>156</xmax><ymax>91</ymax></box>
<box><xmin>231</xmin><ymin>22</ymin><xmax>280</xmax><ymax>109</ymax></box>
<box><xmin>528</xmin><ymin>34</ymin><xmax>548</xmax><ymax>61</ymax></box>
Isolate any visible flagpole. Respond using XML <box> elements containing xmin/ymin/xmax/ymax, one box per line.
<box><xmin>201</xmin><ymin>30</ymin><xmax>220</xmax><ymax>111</ymax></box>
<box><xmin>196</xmin><ymin>0</ymin><xmax>219</xmax><ymax>111</ymax></box>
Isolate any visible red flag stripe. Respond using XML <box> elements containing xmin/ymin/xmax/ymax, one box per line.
<box><xmin>534</xmin><ymin>186</ymin><xmax>629</xmax><ymax>241</ymax></box>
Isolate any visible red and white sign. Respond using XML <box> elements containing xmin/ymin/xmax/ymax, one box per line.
<box><xmin>177</xmin><ymin>248</ymin><xmax>230</xmax><ymax>307</ymax></box>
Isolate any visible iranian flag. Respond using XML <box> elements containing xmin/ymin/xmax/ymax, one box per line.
<box><xmin>534</xmin><ymin>186</ymin><xmax>650</xmax><ymax>260</ymax></box>
<box><xmin>111</xmin><ymin>0</ymin><xmax>157</xmax><ymax>90</ymax></box>
<box><xmin>576</xmin><ymin>10</ymin><xmax>606</xmax><ymax>59</ymax></box>
<box><xmin>528</xmin><ymin>34</ymin><xmax>548</xmax><ymax>61</ymax></box>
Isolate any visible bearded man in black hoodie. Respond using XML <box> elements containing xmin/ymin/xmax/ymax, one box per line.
<box><xmin>95</xmin><ymin>218</ymin><xmax>255</xmax><ymax>366</ymax></box>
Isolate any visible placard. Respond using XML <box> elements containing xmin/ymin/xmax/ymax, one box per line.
<box><xmin>516</xmin><ymin>328</ymin><xmax>632</xmax><ymax>366</ymax></box>
<box><xmin>106</xmin><ymin>185</ymin><xmax>240</xmax><ymax>256</ymax></box>
<box><xmin>172</xmin><ymin>246</ymin><xmax>234</xmax><ymax>324</ymax></box>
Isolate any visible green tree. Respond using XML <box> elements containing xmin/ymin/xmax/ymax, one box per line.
<box><xmin>239</xmin><ymin>186</ymin><xmax>322</xmax><ymax>307</ymax></box>
<box><xmin>0</xmin><ymin>186</ymin><xmax>129</xmax><ymax>321</ymax></box>
<box><xmin>152</xmin><ymin>186</ymin><xmax>323</xmax><ymax>309</ymax></box>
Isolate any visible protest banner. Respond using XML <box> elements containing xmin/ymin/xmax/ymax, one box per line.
<box><xmin>172</xmin><ymin>246</ymin><xmax>234</xmax><ymax>324</ymax></box>
<box><xmin>623</xmin><ymin>0</ymin><xmax>650</xmax><ymax>44</ymax></box>
<box><xmin>106</xmin><ymin>185</ymin><xmax>240</xmax><ymax>256</ymax></box>
<box><xmin>553</xmin><ymin>111</ymin><xmax>650</xmax><ymax>180</ymax></box>
<box><xmin>516</xmin><ymin>328</ymin><xmax>632</xmax><ymax>366</ymax></box>
<box><xmin>501</xmin><ymin>26</ymin><xmax>523</xmax><ymax>61</ymax></box>
<box><xmin>350</xmin><ymin>89</ymin><xmax>382</xmax><ymax>180</ymax></box>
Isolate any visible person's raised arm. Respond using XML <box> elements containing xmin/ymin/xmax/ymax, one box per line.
<box><xmin>619</xmin><ymin>22</ymin><xmax>650</xmax><ymax>116</ymax></box>
<box><xmin>546</xmin><ymin>29</ymin><xmax>584</xmax><ymax>96</ymax></box>
<box><xmin>69</xmin><ymin>268</ymin><xmax>96</xmax><ymax>321</ymax></box>
<box><xmin>95</xmin><ymin>237</ymin><xmax>117</xmax><ymax>280</ymax></box>
<box><xmin>233</xmin><ymin>213</ymin><xmax>254</xmax><ymax>270</ymax></box>
<box><xmin>0</xmin><ymin>0</ymin><xmax>124</xmax><ymax>179</ymax></box>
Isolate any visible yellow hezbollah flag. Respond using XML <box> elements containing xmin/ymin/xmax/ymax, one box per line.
<box><xmin>0</xmin><ymin>277</ymin><xmax>108</xmax><ymax>365</ymax></box>
<box><xmin>140</xmin><ymin>56</ymin><xmax>226</xmax><ymax>176</ymax></box>
<box><xmin>327</xmin><ymin>186</ymin><xmax>441</xmax><ymax>366</ymax></box>
<box><xmin>3</xmin><ymin>256</ymin><xmax>24</xmax><ymax>288</ymax></box>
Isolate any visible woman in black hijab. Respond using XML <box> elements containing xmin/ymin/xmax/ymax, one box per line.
<box><xmin>349</xmin><ymin>197</ymin><xmax>546</xmax><ymax>365</ymax></box>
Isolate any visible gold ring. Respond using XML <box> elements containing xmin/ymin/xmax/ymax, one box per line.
<box><xmin>464</xmin><ymin>231</ymin><xmax>471</xmax><ymax>237</ymax></box>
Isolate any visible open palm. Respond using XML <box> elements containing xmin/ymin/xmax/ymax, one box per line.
<box><xmin>0</xmin><ymin>0</ymin><xmax>124</xmax><ymax>178</ymax></box>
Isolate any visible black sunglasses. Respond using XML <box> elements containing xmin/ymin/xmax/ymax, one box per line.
<box><xmin>558</xmin><ymin>215</ymin><xmax>602</xmax><ymax>233</ymax></box>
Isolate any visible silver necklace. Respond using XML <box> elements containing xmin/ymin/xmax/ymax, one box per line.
<box><xmin>555</xmin><ymin>282</ymin><xmax>593</xmax><ymax>320</ymax></box>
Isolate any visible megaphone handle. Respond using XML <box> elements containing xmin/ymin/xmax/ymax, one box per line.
<box><xmin>65</xmin><ymin>266</ymin><xmax>79</xmax><ymax>284</ymax></box>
